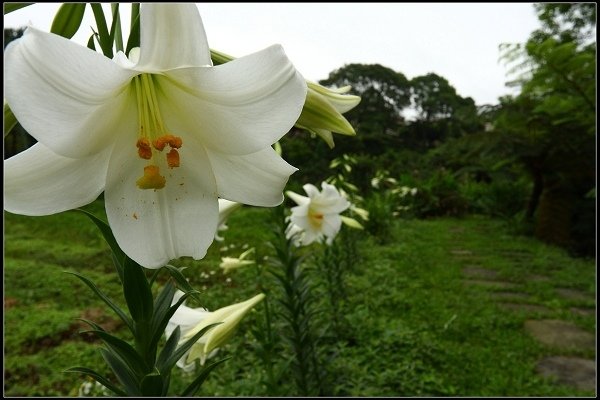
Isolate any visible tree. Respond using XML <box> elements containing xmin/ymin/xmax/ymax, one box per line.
<box><xmin>495</xmin><ymin>3</ymin><xmax>596</xmax><ymax>254</ymax></box>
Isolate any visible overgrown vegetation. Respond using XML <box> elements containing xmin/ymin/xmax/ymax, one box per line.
<box><xmin>4</xmin><ymin>201</ymin><xmax>595</xmax><ymax>396</ymax></box>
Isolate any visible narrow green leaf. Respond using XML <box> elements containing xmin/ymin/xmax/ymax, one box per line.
<box><xmin>90</xmin><ymin>3</ymin><xmax>112</xmax><ymax>58</ymax></box>
<box><xmin>87</xmin><ymin>33</ymin><xmax>97</xmax><ymax>51</ymax></box>
<box><xmin>3</xmin><ymin>3</ymin><xmax>33</xmax><ymax>14</ymax></box>
<box><xmin>86</xmin><ymin>329</ymin><xmax>147</xmax><ymax>376</ymax></box>
<box><xmin>151</xmin><ymin>281</ymin><xmax>177</xmax><ymax>332</ymax></box>
<box><xmin>4</xmin><ymin>102</ymin><xmax>18</xmax><ymax>138</ymax></box>
<box><xmin>148</xmin><ymin>289</ymin><xmax>201</xmax><ymax>359</ymax></box>
<box><xmin>123</xmin><ymin>258</ymin><xmax>153</xmax><ymax>323</ymax></box>
<box><xmin>180</xmin><ymin>357</ymin><xmax>230</xmax><ymax>396</ymax></box>
<box><xmin>210</xmin><ymin>49</ymin><xmax>234</xmax><ymax>65</ymax></box>
<box><xmin>100</xmin><ymin>348</ymin><xmax>141</xmax><ymax>396</ymax></box>
<box><xmin>140</xmin><ymin>371</ymin><xmax>164</xmax><ymax>397</ymax></box>
<box><xmin>157</xmin><ymin>326</ymin><xmax>181</xmax><ymax>371</ymax></box>
<box><xmin>125</xmin><ymin>3</ymin><xmax>140</xmax><ymax>55</ymax></box>
<box><xmin>159</xmin><ymin>323</ymin><xmax>221</xmax><ymax>375</ymax></box>
<box><xmin>109</xmin><ymin>3</ymin><xmax>124</xmax><ymax>53</ymax></box>
<box><xmin>163</xmin><ymin>265</ymin><xmax>201</xmax><ymax>302</ymax></box>
<box><xmin>72</xmin><ymin>209</ymin><xmax>124</xmax><ymax>283</ymax></box>
<box><xmin>66</xmin><ymin>271</ymin><xmax>133</xmax><ymax>333</ymax></box>
<box><xmin>50</xmin><ymin>3</ymin><xmax>86</xmax><ymax>39</ymax></box>
<box><xmin>65</xmin><ymin>367</ymin><xmax>127</xmax><ymax>396</ymax></box>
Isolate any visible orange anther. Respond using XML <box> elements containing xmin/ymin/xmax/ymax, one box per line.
<box><xmin>136</xmin><ymin>138</ymin><xmax>152</xmax><ymax>159</ymax></box>
<box><xmin>153</xmin><ymin>137</ymin><xmax>168</xmax><ymax>151</ymax></box>
<box><xmin>168</xmin><ymin>135</ymin><xmax>182</xmax><ymax>149</ymax></box>
<box><xmin>166</xmin><ymin>148</ymin><xmax>180</xmax><ymax>168</ymax></box>
<box><xmin>136</xmin><ymin>165</ymin><xmax>166</xmax><ymax>190</ymax></box>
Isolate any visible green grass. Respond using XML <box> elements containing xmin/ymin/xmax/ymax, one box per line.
<box><xmin>3</xmin><ymin>201</ymin><xmax>596</xmax><ymax>396</ymax></box>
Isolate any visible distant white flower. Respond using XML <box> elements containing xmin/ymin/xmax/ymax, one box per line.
<box><xmin>219</xmin><ymin>247</ymin><xmax>255</xmax><ymax>274</ymax></box>
<box><xmin>285</xmin><ymin>182</ymin><xmax>351</xmax><ymax>245</ymax></box>
<box><xmin>165</xmin><ymin>291</ymin><xmax>265</xmax><ymax>370</ymax></box>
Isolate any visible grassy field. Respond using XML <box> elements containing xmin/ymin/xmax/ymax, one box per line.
<box><xmin>3</xmin><ymin>199</ymin><xmax>596</xmax><ymax>396</ymax></box>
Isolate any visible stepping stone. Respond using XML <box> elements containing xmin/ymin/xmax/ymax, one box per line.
<box><xmin>490</xmin><ymin>291</ymin><xmax>531</xmax><ymax>300</ymax></box>
<box><xmin>570</xmin><ymin>307</ymin><xmax>596</xmax><ymax>317</ymax></box>
<box><xmin>528</xmin><ymin>274</ymin><xmax>551</xmax><ymax>282</ymax></box>
<box><xmin>524</xmin><ymin>319</ymin><xmax>595</xmax><ymax>351</ymax></box>
<box><xmin>499</xmin><ymin>303</ymin><xmax>550</xmax><ymax>314</ymax></box>
<box><xmin>555</xmin><ymin>288</ymin><xmax>594</xmax><ymax>302</ymax></box>
<box><xmin>462</xmin><ymin>266</ymin><xmax>498</xmax><ymax>280</ymax></box>
<box><xmin>463</xmin><ymin>280</ymin><xmax>520</xmax><ymax>289</ymax></box>
<box><xmin>536</xmin><ymin>356</ymin><xmax>596</xmax><ymax>392</ymax></box>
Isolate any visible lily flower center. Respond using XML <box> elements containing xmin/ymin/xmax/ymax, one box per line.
<box><xmin>308</xmin><ymin>206</ymin><xmax>324</xmax><ymax>229</ymax></box>
<box><xmin>133</xmin><ymin>74</ymin><xmax>182</xmax><ymax>190</ymax></box>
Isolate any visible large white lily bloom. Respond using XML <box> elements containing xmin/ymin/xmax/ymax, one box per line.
<box><xmin>4</xmin><ymin>4</ymin><xmax>306</xmax><ymax>268</ymax></box>
<box><xmin>165</xmin><ymin>290</ymin><xmax>265</xmax><ymax>370</ymax></box>
<box><xmin>286</xmin><ymin>182</ymin><xmax>351</xmax><ymax>245</ymax></box>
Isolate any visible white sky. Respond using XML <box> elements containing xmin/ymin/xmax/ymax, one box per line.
<box><xmin>4</xmin><ymin>3</ymin><xmax>541</xmax><ymax>106</ymax></box>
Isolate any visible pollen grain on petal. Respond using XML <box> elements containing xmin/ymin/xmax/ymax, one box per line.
<box><xmin>136</xmin><ymin>165</ymin><xmax>166</xmax><ymax>190</ymax></box>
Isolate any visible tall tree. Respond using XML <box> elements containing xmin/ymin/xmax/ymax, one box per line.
<box><xmin>496</xmin><ymin>3</ymin><xmax>596</xmax><ymax>253</ymax></box>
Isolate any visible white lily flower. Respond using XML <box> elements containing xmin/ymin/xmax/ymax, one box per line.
<box><xmin>4</xmin><ymin>4</ymin><xmax>306</xmax><ymax>268</ymax></box>
<box><xmin>219</xmin><ymin>247</ymin><xmax>255</xmax><ymax>274</ymax></box>
<box><xmin>215</xmin><ymin>199</ymin><xmax>243</xmax><ymax>241</ymax></box>
<box><xmin>285</xmin><ymin>182</ymin><xmax>351</xmax><ymax>246</ymax></box>
<box><xmin>166</xmin><ymin>291</ymin><xmax>265</xmax><ymax>370</ymax></box>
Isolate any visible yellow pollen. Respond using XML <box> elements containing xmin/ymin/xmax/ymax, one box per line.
<box><xmin>166</xmin><ymin>148</ymin><xmax>180</xmax><ymax>168</ymax></box>
<box><xmin>308</xmin><ymin>209</ymin><xmax>324</xmax><ymax>229</ymax></box>
<box><xmin>136</xmin><ymin>165</ymin><xmax>166</xmax><ymax>190</ymax></box>
<box><xmin>136</xmin><ymin>138</ymin><xmax>152</xmax><ymax>160</ymax></box>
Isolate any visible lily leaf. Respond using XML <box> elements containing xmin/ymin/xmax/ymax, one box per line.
<box><xmin>125</xmin><ymin>3</ymin><xmax>140</xmax><ymax>55</ymax></box>
<box><xmin>66</xmin><ymin>271</ymin><xmax>133</xmax><ymax>333</ymax></box>
<box><xmin>100</xmin><ymin>348</ymin><xmax>141</xmax><ymax>396</ymax></box>
<box><xmin>50</xmin><ymin>3</ymin><xmax>86</xmax><ymax>39</ymax></box>
<box><xmin>90</xmin><ymin>3</ymin><xmax>112</xmax><ymax>58</ymax></box>
<box><xmin>156</xmin><ymin>325</ymin><xmax>180</xmax><ymax>371</ymax></box>
<box><xmin>158</xmin><ymin>323</ymin><xmax>221</xmax><ymax>375</ymax></box>
<box><xmin>109</xmin><ymin>3</ymin><xmax>124</xmax><ymax>53</ymax></box>
<box><xmin>65</xmin><ymin>366</ymin><xmax>127</xmax><ymax>396</ymax></box>
<box><xmin>3</xmin><ymin>3</ymin><xmax>33</xmax><ymax>14</ymax></box>
<box><xmin>85</xmin><ymin>329</ymin><xmax>147</xmax><ymax>377</ymax></box>
<box><xmin>180</xmin><ymin>357</ymin><xmax>230</xmax><ymax>396</ymax></box>
<box><xmin>164</xmin><ymin>264</ymin><xmax>201</xmax><ymax>302</ymax></box>
<box><xmin>123</xmin><ymin>258</ymin><xmax>154</xmax><ymax>323</ymax></box>
<box><xmin>73</xmin><ymin>209</ymin><xmax>124</xmax><ymax>283</ymax></box>
<box><xmin>140</xmin><ymin>370</ymin><xmax>164</xmax><ymax>397</ymax></box>
<box><xmin>4</xmin><ymin>102</ymin><xmax>18</xmax><ymax>138</ymax></box>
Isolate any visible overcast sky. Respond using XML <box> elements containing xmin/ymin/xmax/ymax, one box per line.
<box><xmin>4</xmin><ymin>3</ymin><xmax>541</xmax><ymax>106</ymax></box>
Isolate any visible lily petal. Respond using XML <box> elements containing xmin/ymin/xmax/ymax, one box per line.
<box><xmin>137</xmin><ymin>3</ymin><xmax>212</xmax><ymax>71</ymax></box>
<box><xmin>286</xmin><ymin>191</ymin><xmax>310</xmax><ymax>207</ymax></box>
<box><xmin>159</xmin><ymin>44</ymin><xmax>306</xmax><ymax>155</ymax></box>
<box><xmin>104</xmin><ymin>134</ymin><xmax>219</xmax><ymax>269</ymax></box>
<box><xmin>4</xmin><ymin>143</ymin><xmax>109</xmax><ymax>216</ymax></box>
<box><xmin>206</xmin><ymin>147</ymin><xmax>297</xmax><ymax>207</ymax></box>
<box><xmin>4</xmin><ymin>27</ymin><xmax>137</xmax><ymax>158</ymax></box>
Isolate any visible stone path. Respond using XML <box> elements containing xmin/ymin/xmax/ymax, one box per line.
<box><xmin>451</xmin><ymin>246</ymin><xmax>596</xmax><ymax>393</ymax></box>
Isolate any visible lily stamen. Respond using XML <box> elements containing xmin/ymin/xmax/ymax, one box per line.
<box><xmin>136</xmin><ymin>165</ymin><xmax>166</xmax><ymax>190</ymax></box>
